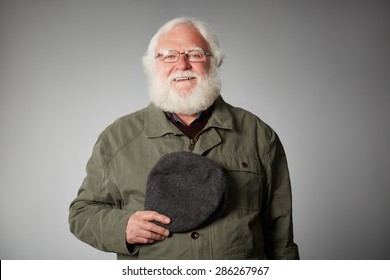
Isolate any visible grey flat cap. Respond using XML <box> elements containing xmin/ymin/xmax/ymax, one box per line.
<box><xmin>144</xmin><ymin>151</ymin><xmax>228</xmax><ymax>233</ymax></box>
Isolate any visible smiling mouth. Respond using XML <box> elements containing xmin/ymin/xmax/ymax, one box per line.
<box><xmin>173</xmin><ymin>77</ymin><xmax>196</xmax><ymax>81</ymax></box>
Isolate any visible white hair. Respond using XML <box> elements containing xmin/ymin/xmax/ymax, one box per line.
<box><xmin>149</xmin><ymin>66</ymin><xmax>221</xmax><ymax>115</ymax></box>
<box><xmin>142</xmin><ymin>17</ymin><xmax>224</xmax><ymax>77</ymax></box>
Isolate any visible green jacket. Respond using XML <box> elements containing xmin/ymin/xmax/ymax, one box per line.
<box><xmin>69</xmin><ymin>96</ymin><xmax>299</xmax><ymax>259</ymax></box>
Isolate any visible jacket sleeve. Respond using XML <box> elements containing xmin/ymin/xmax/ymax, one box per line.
<box><xmin>68</xmin><ymin>131</ymin><xmax>135</xmax><ymax>255</ymax></box>
<box><xmin>261</xmin><ymin>129</ymin><xmax>299</xmax><ymax>260</ymax></box>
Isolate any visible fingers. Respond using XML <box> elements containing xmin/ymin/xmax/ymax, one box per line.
<box><xmin>141</xmin><ymin>210</ymin><xmax>171</xmax><ymax>225</ymax></box>
<box><xmin>126</xmin><ymin>211</ymin><xmax>171</xmax><ymax>245</ymax></box>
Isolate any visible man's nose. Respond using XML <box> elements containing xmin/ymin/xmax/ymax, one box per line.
<box><xmin>175</xmin><ymin>54</ymin><xmax>191</xmax><ymax>70</ymax></box>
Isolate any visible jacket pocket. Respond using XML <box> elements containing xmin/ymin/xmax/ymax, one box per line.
<box><xmin>217</xmin><ymin>154</ymin><xmax>262</xmax><ymax>211</ymax></box>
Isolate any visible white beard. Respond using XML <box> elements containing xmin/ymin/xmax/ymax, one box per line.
<box><xmin>148</xmin><ymin>66</ymin><xmax>221</xmax><ymax>115</ymax></box>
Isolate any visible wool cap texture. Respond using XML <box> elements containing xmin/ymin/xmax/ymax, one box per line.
<box><xmin>144</xmin><ymin>151</ymin><xmax>228</xmax><ymax>233</ymax></box>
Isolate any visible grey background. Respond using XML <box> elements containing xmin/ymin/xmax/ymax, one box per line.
<box><xmin>1</xmin><ymin>0</ymin><xmax>389</xmax><ymax>260</ymax></box>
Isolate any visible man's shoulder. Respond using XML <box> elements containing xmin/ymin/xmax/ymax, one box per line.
<box><xmin>100</xmin><ymin>106</ymin><xmax>148</xmax><ymax>147</ymax></box>
<box><xmin>214</xmin><ymin>98</ymin><xmax>279</xmax><ymax>151</ymax></box>
<box><xmin>111</xmin><ymin>107</ymin><xmax>147</xmax><ymax>129</ymax></box>
<box><xmin>221</xmin><ymin>98</ymin><xmax>273</xmax><ymax>132</ymax></box>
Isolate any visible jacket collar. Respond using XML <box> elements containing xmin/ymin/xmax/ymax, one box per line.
<box><xmin>145</xmin><ymin>96</ymin><xmax>235</xmax><ymax>138</ymax></box>
<box><xmin>204</xmin><ymin>96</ymin><xmax>235</xmax><ymax>131</ymax></box>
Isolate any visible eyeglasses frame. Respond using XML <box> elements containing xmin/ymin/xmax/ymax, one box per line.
<box><xmin>155</xmin><ymin>49</ymin><xmax>212</xmax><ymax>63</ymax></box>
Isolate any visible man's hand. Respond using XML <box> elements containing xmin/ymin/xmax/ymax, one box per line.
<box><xmin>126</xmin><ymin>210</ymin><xmax>171</xmax><ymax>244</ymax></box>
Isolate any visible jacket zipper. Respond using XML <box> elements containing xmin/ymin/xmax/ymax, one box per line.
<box><xmin>188</xmin><ymin>138</ymin><xmax>196</xmax><ymax>152</ymax></box>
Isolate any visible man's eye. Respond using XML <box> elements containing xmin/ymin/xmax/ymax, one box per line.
<box><xmin>189</xmin><ymin>53</ymin><xmax>202</xmax><ymax>59</ymax></box>
<box><xmin>165</xmin><ymin>54</ymin><xmax>177</xmax><ymax>59</ymax></box>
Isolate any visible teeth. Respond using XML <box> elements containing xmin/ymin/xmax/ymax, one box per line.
<box><xmin>174</xmin><ymin>77</ymin><xmax>193</xmax><ymax>81</ymax></box>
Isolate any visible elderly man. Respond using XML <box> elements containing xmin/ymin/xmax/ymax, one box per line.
<box><xmin>69</xmin><ymin>17</ymin><xmax>299</xmax><ymax>260</ymax></box>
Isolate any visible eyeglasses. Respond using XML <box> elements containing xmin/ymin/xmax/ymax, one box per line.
<box><xmin>155</xmin><ymin>49</ymin><xmax>212</xmax><ymax>63</ymax></box>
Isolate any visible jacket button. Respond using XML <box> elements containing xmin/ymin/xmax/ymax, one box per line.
<box><xmin>241</xmin><ymin>161</ymin><xmax>249</xmax><ymax>168</ymax></box>
<box><xmin>190</xmin><ymin>232</ymin><xmax>200</xmax><ymax>240</ymax></box>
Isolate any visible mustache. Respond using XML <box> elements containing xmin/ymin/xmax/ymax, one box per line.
<box><xmin>167</xmin><ymin>71</ymin><xmax>200</xmax><ymax>82</ymax></box>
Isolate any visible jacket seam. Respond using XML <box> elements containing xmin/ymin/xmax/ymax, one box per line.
<box><xmin>108</xmin><ymin>126</ymin><xmax>145</xmax><ymax>164</ymax></box>
<box><xmin>96</xmin><ymin>114</ymin><xmax>145</xmax><ymax>200</ymax></box>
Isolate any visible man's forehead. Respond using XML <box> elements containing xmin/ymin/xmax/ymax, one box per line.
<box><xmin>156</xmin><ymin>24</ymin><xmax>209</xmax><ymax>50</ymax></box>
<box><xmin>158</xmin><ymin>46</ymin><xmax>205</xmax><ymax>52</ymax></box>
